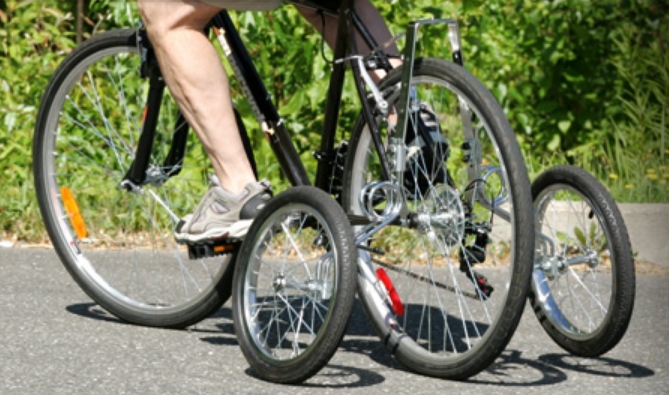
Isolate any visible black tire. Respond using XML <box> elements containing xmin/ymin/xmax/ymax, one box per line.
<box><xmin>33</xmin><ymin>29</ymin><xmax>233</xmax><ymax>328</ymax></box>
<box><xmin>232</xmin><ymin>187</ymin><xmax>357</xmax><ymax>384</ymax></box>
<box><xmin>530</xmin><ymin>165</ymin><xmax>635</xmax><ymax>356</ymax></box>
<box><xmin>343</xmin><ymin>58</ymin><xmax>534</xmax><ymax>379</ymax></box>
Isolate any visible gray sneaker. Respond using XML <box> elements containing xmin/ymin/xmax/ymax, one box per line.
<box><xmin>175</xmin><ymin>179</ymin><xmax>272</xmax><ymax>244</ymax></box>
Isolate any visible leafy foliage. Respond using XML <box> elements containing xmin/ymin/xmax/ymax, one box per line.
<box><xmin>600</xmin><ymin>7</ymin><xmax>669</xmax><ymax>201</ymax></box>
<box><xmin>456</xmin><ymin>0</ymin><xmax>665</xmax><ymax>201</ymax></box>
<box><xmin>0</xmin><ymin>0</ymin><xmax>666</xmax><ymax>241</ymax></box>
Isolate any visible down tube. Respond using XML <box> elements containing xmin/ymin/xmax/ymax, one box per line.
<box><xmin>211</xmin><ymin>11</ymin><xmax>310</xmax><ymax>187</ymax></box>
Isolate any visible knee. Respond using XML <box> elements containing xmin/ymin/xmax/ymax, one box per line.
<box><xmin>137</xmin><ymin>1</ymin><xmax>217</xmax><ymax>37</ymax></box>
<box><xmin>137</xmin><ymin>0</ymin><xmax>168</xmax><ymax>37</ymax></box>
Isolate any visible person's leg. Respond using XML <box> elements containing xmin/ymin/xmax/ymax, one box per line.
<box><xmin>294</xmin><ymin>0</ymin><xmax>402</xmax><ymax>81</ymax></box>
<box><xmin>138</xmin><ymin>0</ymin><xmax>255</xmax><ymax>195</ymax></box>
<box><xmin>138</xmin><ymin>1</ymin><xmax>270</xmax><ymax>243</ymax></box>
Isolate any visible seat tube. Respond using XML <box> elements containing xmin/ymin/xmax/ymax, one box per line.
<box><xmin>394</xmin><ymin>22</ymin><xmax>419</xmax><ymax>153</ymax></box>
<box><xmin>314</xmin><ymin>0</ymin><xmax>354</xmax><ymax>191</ymax></box>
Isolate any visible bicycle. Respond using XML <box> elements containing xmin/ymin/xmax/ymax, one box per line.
<box><xmin>33</xmin><ymin>0</ymin><xmax>536</xmax><ymax>383</ymax></box>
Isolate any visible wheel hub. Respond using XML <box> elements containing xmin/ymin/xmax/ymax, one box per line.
<box><xmin>585</xmin><ymin>250</ymin><xmax>600</xmax><ymax>269</ymax></box>
<box><xmin>273</xmin><ymin>274</ymin><xmax>286</xmax><ymax>293</ymax></box>
<box><xmin>414</xmin><ymin>185</ymin><xmax>465</xmax><ymax>247</ymax></box>
<box><xmin>540</xmin><ymin>256</ymin><xmax>567</xmax><ymax>280</ymax></box>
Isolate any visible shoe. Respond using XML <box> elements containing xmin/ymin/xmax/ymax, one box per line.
<box><xmin>404</xmin><ymin>102</ymin><xmax>450</xmax><ymax>196</ymax></box>
<box><xmin>175</xmin><ymin>178</ymin><xmax>272</xmax><ymax>244</ymax></box>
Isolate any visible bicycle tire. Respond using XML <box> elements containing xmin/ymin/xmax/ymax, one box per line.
<box><xmin>33</xmin><ymin>29</ymin><xmax>233</xmax><ymax>328</ymax></box>
<box><xmin>343</xmin><ymin>58</ymin><xmax>534</xmax><ymax>379</ymax></box>
<box><xmin>232</xmin><ymin>186</ymin><xmax>357</xmax><ymax>383</ymax></box>
<box><xmin>530</xmin><ymin>165</ymin><xmax>635</xmax><ymax>356</ymax></box>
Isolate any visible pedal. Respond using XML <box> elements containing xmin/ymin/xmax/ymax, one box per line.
<box><xmin>186</xmin><ymin>239</ymin><xmax>241</xmax><ymax>260</ymax></box>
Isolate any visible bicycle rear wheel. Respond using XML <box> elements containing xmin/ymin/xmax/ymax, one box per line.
<box><xmin>232</xmin><ymin>187</ymin><xmax>357</xmax><ymax>383</ymax></box>
<box><xmin>33</xmin><ymin>29</ymin><xmax>233</xmax><ymax>328</ymax></box>
<box><xmin>530</xmin><ymin>165</ymin><xmax>635</xmax><ymax>356</ymax></box>
<box><xmin>343</xmin><ymin>58</ymin><xmax>533</xmax><ymax>379</ymax></box>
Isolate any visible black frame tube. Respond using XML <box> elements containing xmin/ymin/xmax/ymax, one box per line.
<box><xmin>212</xmin><ymin>12</ymin><xmax>311</xmax><ymax>186</ymax></box>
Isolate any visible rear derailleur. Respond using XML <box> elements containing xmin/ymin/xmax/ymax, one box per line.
<box><xmin>459</xmin><ymin>223</ymin><xmax>494</xmax><ymax>298</ymax></box>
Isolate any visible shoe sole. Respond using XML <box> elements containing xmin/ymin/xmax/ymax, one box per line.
<box><xmin>175</xmin><ymin>219</ymin><xmax>253</xmax><ymax>244</ymax></box>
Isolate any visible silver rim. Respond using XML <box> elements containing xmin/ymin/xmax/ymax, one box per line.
<box><xmin>533</xmin><ymin>184</ymin><xmax>615</xmax><ymax>339</ymax></box>
<box><xmin>349</xmin><ymin>74</ymin><xmax>517</xmax><ymax>361</ymax></box>
<box><xmin>38</xmin><ymin>41</ymin><xmax>226</xmax><ymax>313</ymax></box>
<box><xmin>243</xmin><ymin>203</ymin><xmax>339</xmax><ymax>361</ymax></box>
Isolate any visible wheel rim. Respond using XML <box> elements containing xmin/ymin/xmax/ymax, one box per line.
<box><xmin>38</xmin><ymin>41</ymin><xmax>226</xmax><ymax>315</ymax></box>
<box><xmin>348</xmin><ymin>74</ymin><xmax>520</xmax><ymax>362</ymax></box>
<box><xmin>242</xmin><ymin>203</ymin><xmax>339</xmax><ymax>362</ymax></box>
<box><xmin>533</xmin><ymin>184</ymin><xmax>615</xmax><ymax>339</ymax></box>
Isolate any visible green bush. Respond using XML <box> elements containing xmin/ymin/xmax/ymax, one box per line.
<box><xmin>0</xmin><ymin>0</ymin><xmax>135</xmax><ymax>240</ymax></box>
<box><xmin>1</xmin><ymin>0</ymin><xmax>75</xmax><ymax>240</ymax></box>
<box><xmin>460</xmin><ymin>0</ymin><xmax>668</xmax><ymax>200</ymax></box>
<box><xmin>1</xmin><ymin>0</ymin><xmax>667</xmax><ymax>241</ymax></box>
<box><xmin>600</xmin><ymin>12</ymin><xmax>668</xmax><ymax>202</ymax></box>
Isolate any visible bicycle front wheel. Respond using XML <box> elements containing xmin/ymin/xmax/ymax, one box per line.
<box><xmin>33</xmin><ymin>29</ymin><xmax>233</xmax><ymax>328</ymax></box>
<box><xmin>530</xmin><ymin>165</ymin><xmax>635</xmax><ymax>356</ymax></box>
<box><xmin>344</xmin><ymin>58</ymin><xmax>533</xmax><ymax>379</ymax></box>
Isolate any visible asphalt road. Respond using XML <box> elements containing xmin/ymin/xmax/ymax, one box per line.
<box><xmin>1</xmin><ymin>247</ymin><xmax>667</xmax><ymax>394</ymax></box>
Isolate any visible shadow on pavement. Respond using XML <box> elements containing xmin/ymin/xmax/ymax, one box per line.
<box><xmin>66</xmin><ymin>302</ymin><xmax>125</xmax><ymax>324</ymax></box>
<box><xmin>66</xmin><ymin>302</ymin><xmax>655</xmax><ymax>388</ymax></box>
<box><xmin>470</xmin><ymin>349</ymin><xmax>568</xmax><ymax>386</ymax></box>
<box><xmin>538</xmin><ymin>353</ymin><xmax>655</xmax><ymax>378</ymax></box>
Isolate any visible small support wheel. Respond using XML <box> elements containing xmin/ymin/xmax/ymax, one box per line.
<box><xmin>232</xmin><ymin>186</ymin><xmax>357</xmax><ymax>384</ymax></box>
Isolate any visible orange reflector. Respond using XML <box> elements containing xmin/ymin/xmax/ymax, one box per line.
<box><xmin>213</xmin><ymin>244</ymin><xmax>235</xmax><ymax>253</ymax></box>
<box><xmin>60</xmin><ymin>187</ymin><xmax>88</xmax><ymax>239</ymax></box>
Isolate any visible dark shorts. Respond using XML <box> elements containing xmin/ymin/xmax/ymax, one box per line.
<box><xmin>199</xmin><ymin>0</ymin><xmax>282</xmax><ymax>10</ymax></box>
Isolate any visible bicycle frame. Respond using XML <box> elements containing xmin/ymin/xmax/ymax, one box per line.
<box><xmin>121</xmin><ymin>0</ymin><xmax>492</xmax><ymax>237</ymax></box>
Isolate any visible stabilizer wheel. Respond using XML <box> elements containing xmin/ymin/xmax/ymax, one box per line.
<box><xmin>232</xmin><ymin>186</ymin><xmax>357</xmax><ymax>384</ymax></box>
<box><xmin>530</xmin><ymin>165</ymin><xmax>635</xmax><ymax>357</ymax></box>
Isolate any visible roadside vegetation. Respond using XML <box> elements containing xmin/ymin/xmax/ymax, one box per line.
<box><xmin>1</xmin><ymin>0</ymin><xmax>666</xmax><ymax>241</ymax></box>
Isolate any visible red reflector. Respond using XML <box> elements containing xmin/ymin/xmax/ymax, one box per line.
<box><xmin>376</xmin><ymin>268</ymin><xmax>405</xmax><ymax>316</ymax></box>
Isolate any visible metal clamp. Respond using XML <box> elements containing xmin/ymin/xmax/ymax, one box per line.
<box><xmin>335</xmin><ymin>55</ymin><xmax>388</xmax><ymax>114</ymax></box>
<box><xmin>353</xmin><ymin>181</ymin><xmax>404</xmax><ymax>246</ymax></box>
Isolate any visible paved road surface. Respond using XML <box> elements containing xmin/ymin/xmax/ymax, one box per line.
<box><xmin>1</xmin><ymin>248</ymin><xmax>667</xmax><ymax>394</ymax></box>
